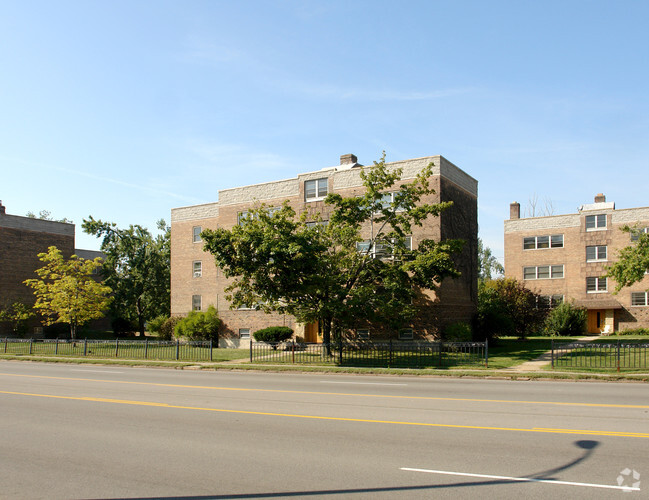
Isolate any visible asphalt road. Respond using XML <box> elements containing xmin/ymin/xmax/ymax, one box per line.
<box><xmin>0</xmin><ymin>361</ymin><xmax>647</xmax><ymax>499</ymax></box>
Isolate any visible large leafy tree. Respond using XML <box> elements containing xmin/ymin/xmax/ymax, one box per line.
<box><xmin>82</xmin><ymin>218</ymin><xmax>170</xmax><ymax>335</ymax></box>
<box><xmin>24</xmin><ymin>246</ymin><xmax>111</xmax><ymax>338</ymax></box>
<box><xmin>607</xmin><ymin>226</ymin><xmax>649</xmax><ymax>291</ymax></box>
<box><xmin>201</xmin><ymin>154</ymin><xmax>463</xmax><ymax>345</ymax></box>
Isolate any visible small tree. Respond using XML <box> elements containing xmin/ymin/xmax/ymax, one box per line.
<box><xmin>544</xmin><ymin>302</ymin><xmax>587</xmax><ymax>337</ymax></box>
<box><xmin>253</xmin><ymin>326</ymin><xmax>294</xmax><ymax>346</ymax></box>
<box><xmin>607</xmin><ymin>225</ymin><xmax>649</xmax><ymax>291</ymax></box>
<box><xmin>0</xmin><ymin>302</ymin><xmax>35</xmax><ymax>337</ymax></box>
<box><xmin>478</xmin><ymin>238</ymin><xmax>504</xmax><ymax>281</ymax></box>
<box><xmin>24</xmin><ymin>246</ymin><xmax>112</xmax><ymax>339</ymax></box>
<box><xmin>174</xmin><ymin>306</ymin><xmax>221</xmax><ymax>342</ymax></box>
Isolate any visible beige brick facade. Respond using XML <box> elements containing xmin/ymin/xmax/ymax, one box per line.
<box><xmin>504</xmin><ymin>195</ymin><xmax>649</xmax><ymax>333</ymax></box>
<box><xmin>171</xmin><ymin>154</ymin><xmax>478</xmax><ymax>346</ymax></box>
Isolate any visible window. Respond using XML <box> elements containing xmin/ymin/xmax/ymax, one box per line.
<box><xmin>238</xmin><ymin>207</ymin><xmax>281</xmax><ymax>225</ymax></box>
<box><xmin>586</xmin><ymin>277</ymin><xmax>607</xmax><ymax>293</ymax></box>
<box><xmin>523</xmin><ymin>234</ymin><xmax>563</xmax><ymax>250</ymax></box>
<box><xmin>192</xmin><ymin>295</ymin><xmax>202</xmax><ymax>311</ymax></box>
<box><xmin>631</xmin><ymin>292</ymin><xmax>649</xmax><ymax>306</ymax></box>
<box><xmin>586</xmin><ymin>245</ymin><xmax>607</xmax><ymax>262</ymax></box>
<box><xmin>523</xmin><ymin>265</ymin><xmax>564</xmax><ymax>280</ymax></box>
<box><xmin>398</xmin><ymin>328</ymin><xmax>414</xmax><ymax>340</ymax></box>
<box><xmin>193</xmin><ymin>226</ymin><xmax>202</xmax><ymax>243</ymax></box>
<box><xmin>193</xmin><ymin>261</ymin><xmax>202</xmax><ymax>278</ymax></box>
<box><xmin>304</xmin><ymin>178</ymin><xmax>328</xmax><ymax>201</ymax></box>
<box><xmin>585</xmin><ymin>214</ymin><xmax>607</xmax><ymax>231</ymax></box>
<box><xmin>357</xmin><ymin>329</ymin><xmax>370</xmax><ymax>339</ymax></box>
<box><xmin>537</xmin><ymin>295</ymin><xmax>564</xmax><ymax>309</ymax></box>
<box><xmin>631</xmin><ymin>227</ymin><xmax>649</xmax><ymax>242</ymax></box>
<box><xmin>357</xmin><ymin>237</ymin><xmax>412</xmax><ymax>259</ymax></box>
<box><xmin>306</xmin><ymin>220</ymin><xmax>328</xmax><ymax>228</ymax></box>
<box><xmin>239</xmin><ymin>328</ymin><xmax>250</xmax><ymax>339</ymax></box>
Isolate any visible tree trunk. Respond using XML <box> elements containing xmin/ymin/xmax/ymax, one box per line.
<box><xmin>70</xmin><ymin>323</ymin><xmax>76</xmax><ymax>340</ymax></box>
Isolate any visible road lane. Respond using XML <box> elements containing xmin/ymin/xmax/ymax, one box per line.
<box><xmin>0</xmin><ymin>361</ymin><xmax>647</xmax><ymax>499</ymax></box>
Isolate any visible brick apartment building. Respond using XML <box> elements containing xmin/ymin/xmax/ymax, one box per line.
<box><xmin>0</xmin><ymin>201</ymin><xmax>105</xmax><ymax>336</ymax></box>
<box><xmin>171</xmin><ymin>154</ymin><xmax>478</xmax><ymax>347</ymax></box>
<box><xmin>504</xmin><ymin>194</ymin><xmax>649</xmax><ymax>334</ymax></box>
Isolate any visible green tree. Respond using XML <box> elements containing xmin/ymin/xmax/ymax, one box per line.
<box><xmin>201</xmin><ymin>153</ymin><xmax>463</xmax><ymax>345</ymax></box>
<box><xmin>24</xmin><ymin>246</ymin><xmax>112</xmax><ymax>338</ymax></box>
<box><xmin>607</xmin><ymin>226</ymin><xmax>649</xmax><ymax>291</ymax></box>
<box><xmin>544</xmin><ymin>301</ymin><xmax>586</xmax><ymax>336</ymax></box>
<box><xmin>478</xmin><ymin>238</ymin><xmax>504</xmax><ymax>281</ymax></box>
<box><xmin>26</xmin><ymin>209</ymin><xmax>73</xmax><ymax>224</ymax></box>
<box><xmin>0</xmin><ymin>302</ymin><xmax>36</xmax><ymax>337</ymax></box>
<box><xmin>476</xmin><ymin>278</ymin><xmax>545</xmax><ymax>340</ymax></box>
<box><xmin>82</xmin><ymin>218</ymin><xmax>170</xmax><ymax>336</ymax></box>
<box><xmin>174</xmin><ymin>306</ymin><xmax>221</xmax><ymax>341</ymax></box>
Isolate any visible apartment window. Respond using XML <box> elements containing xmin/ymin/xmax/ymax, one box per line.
<box><xmin>523</xmin><ymin>234</ymin><xmax>563</xmax><ymax>250</ymax></box>
<box><xmin>523</xmin><ymin>265</ymin><xmax>564</xmax><ymax>280</ymax></box>
<box><xmin>631</xmin><ymin>227</ymin><xmax>649</xmax><ymax>242</ymax></box>
<box><xmin>305</xmin><ymin>178</ymin><xmax>328</xmax><ymax>201</ymax></box>
<box><xmin>357</xmin><ymin>329</ymin><xmax>370</xmax><ymax>339</ymax></box>
<box><xmin>586</xmin><ymin>245</ymin><xmax>607</xmax><ymax>262</ymax></box>
<box><xmin>586</xmin><ymin>277</ymin><xmax>607</xmax><ymax>293</ymax></box>
<box><xmin>537</xmin><ymin>295</ymin><xmax>564</xmax><ymax>309</ymax></box>
<box><xmin>357</xmin><ymin>237</ymin><xmax>412</xmax><ymax>259</ymax></box>
<box><xmin>193</xmin><ymin>226</ymin><xmax>202</xmax><ymax>243</ymax></box>
<box><xmin>193</xmin><ymin>261</ymin><xmax>202</xmax><ymax>278</ymax></box>
<box><xmin>192</xmin><ymin>295</ymin><xmax>202</xmax><ymax>311</ymax></box>
<box><xmin>398</xmin><ymin>328</ymin><xmax>414</xmax><ymax>340</ymax></box>
<box><xmin>631</xmin><ymin>292</ymin><xmax>649</xmax><ymax>306</ymax></box>
<box><xmin>239</xmin><ymin>328</ymin><xmax>251</xmax><ymax>339</ymax></box>
<box><xmin>238</xmin><ymin>207</ymin><xmax>280</xmax><ymax>225</ymax></box>
<box><xmin>585</xmin><ymin>214</ymin><xmax>607</xmax><ymax>231</ymax></box>
<box><xmin>306</xmin><ymin>220</ymin><xmax>328</xmax><ymax>228</ymax></box>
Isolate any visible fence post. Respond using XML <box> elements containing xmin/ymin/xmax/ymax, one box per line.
<box><xmin>84</xmin><ymin>338</ymin><xmax>87</xmax><ymax>356</ymax></box>
<box><xmin>438</xmin><ymin>341</ymin><xmax>443</xmax><ymax>367</ymax></box>
<box><xmin>485</xmin><ymin>339</ymin><xmax>489</xmax><ymax>368</ymax></box>
<box><xmin>145</xmin><ymin>338</ymin><xmax>149</xmax><ymax>359</ymax></box>
<box><xmin>4</xmin><ymin>338</ymin><xmax>7</xmax><ymax>353</ymax></box>
<box><xmin>176</xmin><ymin>339</ymin><xmax>180</xmax><ymax>360</ymax></box>
<box><xmin>210</xmin><ymin>339</ymin><xmax>213</xmax><ymax>362</ymax></box>
<box><xmin>55</xmin><ymin>338</ymin><xmax>59</xmax><ymax>355</ymax></box>
<box><xmin>115</xmin><ymin>338</ymin><xmax>119</xmax><ymax>358</ymax></box>
<box><xmin>617</xmin><ymin>339</ymin><xmax>620</xmax><ymax>373</ymax></box>
<box><xmin>292</xmin><ymin>341</ymin><xmax>295</xmax><ymax>364</ymax></box>
<box><xmin>250</xmin><ymin>339</ymin><xmax>253</xmax><ymax>363</ymax></box>
<box><xmin>339</xmin><ymin>341</ymin><xmax>343</xmax><ymax>365</ymax></box>
<box><xmin>29</xmin><ymin>338</ymin><xmax>33</xmax><ymax>355</ymax></box>
<box><xmin>551</xmin><ymin>339</ymin><xmax>554</xmax><ymax>369</ymax></box>
<box><xmin>389</xmin><ymin>340</ymin><xmax>393</xmax><ymax>368</ymax></box>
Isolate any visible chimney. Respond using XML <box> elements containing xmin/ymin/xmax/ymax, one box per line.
<box><xmin>340</xmin><ymin>153</ymin><xmax>357</xmax><ymax>165</ymax></box>
<box><xmin>594</xmin><ymin>193</ymin><xmax>606</xmax><ymax>203</ymax></box>
<box><xmin>0</xmin><ymin>200</ymin><xmax>5</xmax><ymax>215</ymax></box>
<box><xmin>510</xmin><ymin>202</ymin><xmax>520</xmax><ymax>220</ymax></box>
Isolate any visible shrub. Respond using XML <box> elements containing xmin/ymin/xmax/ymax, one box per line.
<box><xmin>253</xmin><ymin>326</ymin><xmax>294</xmax><ymax>344</ymax></box>
<box><xmin>158</xmin><ymin>316</ymin><xmax>181</xmax><ymax>341</ymax></box>
<box><xmin>443</xmin><ymin>322</ymin><xmax>472</xmax><ymax>342</ymax></box>
<box><xmin>146</xmin><ymin>315</ymin><xmax>167</xmax><ymax>335</ymax></box>
<box><xmin>174</xmin><ymin>306</ymin><xmax>221</xmax><ymax>341</ymax></box>
<box><xmin>544</xmin><ymin>302</ymin><xmax>587</xmax><ymax>337</ymax></box>
<box><xmin>112</xmin><ymin>317</ymin><xmax>136</xmax><ymax>336</ymax></box>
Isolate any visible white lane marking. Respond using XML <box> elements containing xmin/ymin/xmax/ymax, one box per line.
<box><xmin>400</xmin><ymin>468</ymin><xmax>641</xmax><ymax>492</ymax></box>
<box><xmin>70</xmin><ymin>370</ymin><xmax>124</xmax><ymax>374</ymax></box>
<box><xmin>320</xmin><ymin>381</ymin><xmax>407</xmax><ymax>386</ymax></box>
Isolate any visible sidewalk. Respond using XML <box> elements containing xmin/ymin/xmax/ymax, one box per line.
<box><xmin>509</xmin><ymin>335</ymin><xmax>600</xmax><ymax>371</ymax></box>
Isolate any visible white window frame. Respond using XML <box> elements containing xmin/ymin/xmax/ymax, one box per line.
<box><xmin>356</xmin><ymin>329</ymin><xmax>370</xmax><ymax>339</ymax></box>
<box><xmin>193</xmin><ymin>261</ymin><xmax>202</xmax><ymax>278</ymax></box>
<box><xmin>631</xmin><ymin>227</ymin><xmax>649</xmax><ymax>242</ymax></box>
<box><xmin>239</xmin><ymin>328</ymin><xmax>251</xmax><ymax>339</ymax></box>
<box><xmin>586</xmin><ymin>245</ymin><xmax>607</xmax><ymax>262</ymax></box>
<box><xmin>356</xmin><ymin>236</ymin><xmax>412</xmax><ymax>259</ymax></box>
<box><xmin>523</xmin><ymin>234</ymin><xmax>564</xmax><ymax>250</ymax></box>
<box><xmin>523</xmin><ymin>265</ymin><xmax>564</xmax><ymax>280</ymax></box>
<box><xmin>192</xmin><ymin>295</ymin><xmax>202</xmax><ymax>311</ymax></box>
<box><xmin>536</xmin><ymin>295</ymin><xmax>564</xmax><ymax>309</ymax></box>
<box><xmin>193</xmin><ymin>226</ymin><xmax>202</xmax><ymax>243</ymax></box>
<box><xmin>586</xmin><ymin>277</ymin><xmax>608</xmax><ymax>293</ymax></box>
<box><xmin>631</xmin><ymin>292</ymin><xmax>649</xmax><ymax>306</ymax></box>
<box><xmin>398</xmin><ymin>328</ymin><xmax>414</xmax><ymax>340</ymax></box>
<box><xmin>585</xmin><ymin>214</ymin><xmax>607</xmax><ymax>231</ymax></box>
<box><xmin>304</xmin><ymin>178</ymin><xmax>328</xmax><ymax>201</ymax></box>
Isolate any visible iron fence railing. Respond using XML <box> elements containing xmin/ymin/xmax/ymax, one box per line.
<box><xmin>551</xmin><ymin>340</ymin><xmax>649</xmax><ymax>371</ymax></box>
<box><xmin>250</xmin><ymin>341</ymin><xmax>488</xmax><ymax>368</ymax></box>
<box><xmin>1</xmin><ymin>338</ymin><xmax>214</xmax><ymax>361</ymax></box>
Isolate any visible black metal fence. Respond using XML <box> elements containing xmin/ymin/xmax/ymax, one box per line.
<box><xmin>551</xmin><ymin>340</ymin><xmax>649</xmax><ymax>371</ymax></box>
<box><xmin>250</xmin><ymin>341</ymin><xmax>488</xmax><ymax>368</ymax></box>
<box><xmin>1</xmin><ymin>338</ymin><xmax>215</xmax><ymax>361</ymax></box>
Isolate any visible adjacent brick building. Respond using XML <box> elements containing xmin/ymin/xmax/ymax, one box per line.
<box><xmin>504</xmin><ymin>194</ymin><xmax>649</xmax><ymax>333</ymax></box>
<box><xmin>171</xmin><ymin>154</ymin><xmax>478</xmax><ymax>347</ymax></box>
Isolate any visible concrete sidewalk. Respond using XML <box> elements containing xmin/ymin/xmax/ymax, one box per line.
<box><xmin>509</xmin><ymin>335</ymin><xmax>601</xmax><ymax>371</ymax></box>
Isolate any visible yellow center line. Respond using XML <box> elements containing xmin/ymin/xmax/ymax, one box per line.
<box><xmin>0</xmin><ymin>372</ymin><xmax>647</xmax><ymax>409</ymax></box>
<box><xmin>1</xmin><ymin>389</ymin><xmax>647</xmax><ymax>439</ymax></box>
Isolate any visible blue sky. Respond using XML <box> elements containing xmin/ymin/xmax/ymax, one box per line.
<box><xmin>1</xmin><ymin>1</ymin><xmax>647</xmax><ymax>262</ymax></box>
